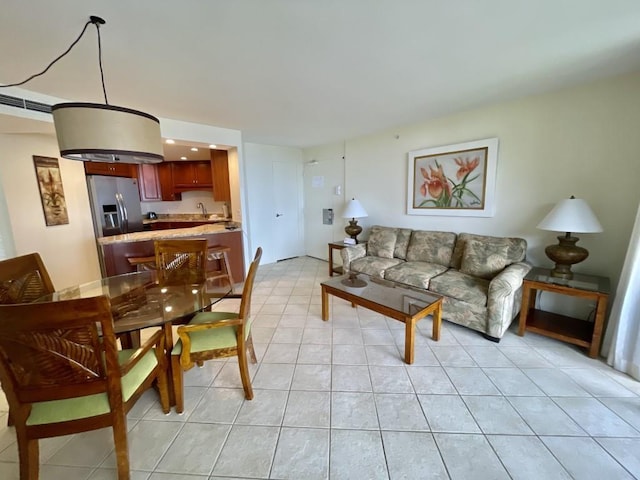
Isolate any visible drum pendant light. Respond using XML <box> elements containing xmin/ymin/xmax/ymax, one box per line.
<box><xmin>3</xmin><ymin>16</ymin><xmax>164</xmax><ymax>164</ymax></box>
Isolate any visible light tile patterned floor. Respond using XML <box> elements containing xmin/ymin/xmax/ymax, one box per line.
<box><xmin>1</xmin><ymin>256</ymin><xmax>639</xmax><ymax>479</ymax></box>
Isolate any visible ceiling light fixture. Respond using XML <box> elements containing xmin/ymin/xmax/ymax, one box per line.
<box><xmin>190</xmin><ymin>147</ymin><xmax>198</xmax><ymax>152</ymax></box>
<box><xmin>165</xmin><ymin>139</ymin><xmax>175</xmax><ymax>144</ymax></box>
<box><xmin>180</xmin><ymin>156</ymin><xmax>187</xmax><ymax>160</ymax></box>
<box><xmin>1</xmin><ymin>16</ymin><xmax>163</xmax><ymax>164</ymax></box>
<box><xmin>209</xmin><ymin>144</ymin><xmax>217</xmax><ymax>149</ymax></box>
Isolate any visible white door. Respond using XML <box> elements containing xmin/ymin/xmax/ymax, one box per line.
<box><xmin>303</xmin><ymin>152</ymin><xmax>345</xmax><ymax>260</ymax></box>
<box><xmin>273</xmin><ymin>161</ymin><xmax>304</xmax><ymax>261</ymax></box>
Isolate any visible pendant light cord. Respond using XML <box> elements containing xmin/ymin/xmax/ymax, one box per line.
<box><xmin>1</xmin><ymin>16</ymin><xmax>109</xmax><ymax>104</ymax></box>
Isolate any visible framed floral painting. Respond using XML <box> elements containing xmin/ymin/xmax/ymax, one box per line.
<box><xmin>406</xmin><ymin>138</ymin><xmax>498</xmax><ymax>217</ymax></box>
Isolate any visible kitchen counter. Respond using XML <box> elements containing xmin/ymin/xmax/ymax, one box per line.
<box><xmin>142</xmin><ymin>213</ymin><xmax>231</xmax><ymax>225</ymax></box>
<box><xmin>98</xmin><ymin>224</ymin><xmax>245</xmax><ymax>280</ymax></box>
<box><xmin>98</xmin><ymin>223</ymin><xmax>241</xmax><ymax>246</ymax></box>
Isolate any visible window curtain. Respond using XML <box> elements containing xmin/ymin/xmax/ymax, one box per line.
<box><xmin>603</xmin><ymin>202</ymin><xmax>640</xmax><ymax>381</ymax></box>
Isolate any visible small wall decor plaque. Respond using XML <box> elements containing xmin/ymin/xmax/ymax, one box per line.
<box><xmin>407</xmin><ymin>138</ymin><xmax>498</xmax><ymax>217</ymax></box>
<box><xmin>33</xmin><ymin>155</ymin><xmax>69</xmax><ymax>226</ymax></box>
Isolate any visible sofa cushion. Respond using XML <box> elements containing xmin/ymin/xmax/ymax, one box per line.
<box><xmin>367</xmin><ymin>226</ymin><xmax>398</xmax><ymax>259</ymax></box>
<box><xmin>350</xmin><ymin>256</ymin><xmax>404</xmax><ymax>278</ymax></box>
<box><xmin>406</xmin><ymin>231</ymin><xmax>457</xmax><ymax>266</ymax></box>
<box><xmin>394</xmin><ymin>228</ymin><xmax>413</xmax><ymax>260</ymax></box>
<box><xmin>460</xmin><ymin>238</ymin><xmax>511</xmax><ymax>280</ymax></box>
<box><xmin>428</xmin><ymin>270</ymin><xmax>489</xmax><ymax>306</ymax></box>
<box><xmin>384</xmin><ymin>262</ymin><xmax>448</xmax><ymax>289</ymax></box>
<box><xmin>451</xmin><ymin>233</ymin><xmax>527</xmax><ymax>270</ymax></box>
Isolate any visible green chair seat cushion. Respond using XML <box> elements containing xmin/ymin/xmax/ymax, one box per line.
<box><xmin>27</xmin><ymin>348</ymin><xmax>158</xmax><ymax>426</ymax></box>
<box><xmin>171</xmin><ymin>311</ymin><xmax>240</xmax><ymax>356</ymax></box>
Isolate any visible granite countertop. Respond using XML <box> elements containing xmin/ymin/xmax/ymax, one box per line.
<box><xmin>98</xmin><ymin>223</ymin><xmax>241</xmax><ymax>245</ymax></box>
<box><xmin>142</xmin><ymin>213</ymin><xmax>231</xmax><ymax>225</ymax></box>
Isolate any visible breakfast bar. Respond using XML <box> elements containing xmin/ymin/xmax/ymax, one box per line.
<box><xmin>97</xmin><ymin>224</ymin><xmax>245</xmax><ymax>282</ymax></box>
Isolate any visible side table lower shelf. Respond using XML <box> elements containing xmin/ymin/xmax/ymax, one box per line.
<box><xmin>523</xmin><ymin>308</ymin><xmax>593</xmax><ymax>349</ymax></box>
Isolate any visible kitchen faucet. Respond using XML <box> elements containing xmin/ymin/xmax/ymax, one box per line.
<box><xmin>196</xmin><ymin>202</ymin><xmax>207</xmax><ymax>215</ymax></box>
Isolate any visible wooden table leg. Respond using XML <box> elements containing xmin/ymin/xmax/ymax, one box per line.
<box><xmin>321</xmin><ymin>285</ymin><xmax>329</xmax><ymax>321</ymax></box>
<box><xmin>432</xmin><ymin>303</ymin><xmax>441</xmax><ymax>342</ymax></box>
<box><xmin>589</xmin><ymin>294</ymin><xmax>608</xmax><ymax>358</ymax></box>
<box><xmin>404</xmin><ymin>317</ymin><xmax>415</xmax><ymax>364</ymax></box>
<box><xmin>518</xmin><ymin>284</ymin><xmax>533</xmax><ymax>336</ymax></box>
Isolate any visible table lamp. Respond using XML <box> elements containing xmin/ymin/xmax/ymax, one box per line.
<box><xmin>537</xmin><ymin>196</ymin><xmax>603</xmax><ymax>279</ymax></box>
<box><xmin>342</xmin><ymin>198</ymin><xmax>368</xmax><ymax>243</ymax></box>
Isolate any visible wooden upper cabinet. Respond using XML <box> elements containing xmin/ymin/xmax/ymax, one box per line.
<box><xmin>137</xmin><ymin>164</ymin><xmax>162</xmax><ymax>201</ymax></box>
<box><xmin>172</xmin><ymin>161</ymin><xmax>213</xmax><ymax>189</ymax></box>
<box><xmin>157</xmin><ymin>163</ymin><xmax>179</xmax><ymax>201</ymax></box>
<box><xmin>84</xmin><ymin>162</ymin><xmax>136</xmax><ymax>177</ymax></box>
<box><xmin>210</xmin><ymin>150</ymin><xmax>231</xmax><ymax>202</ymax></box>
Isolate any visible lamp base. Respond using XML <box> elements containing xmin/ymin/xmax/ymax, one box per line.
<box><xmin>344</xmin><ymin>219</ymin><xmax>362</xmax><ymax>243</ymax></box>
<box><xmin>545</xmin><ymin>234</ymin><xmax>589</xmax><ymax>280</ymax></box>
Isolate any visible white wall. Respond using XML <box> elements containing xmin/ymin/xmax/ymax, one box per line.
<box><xmin>0</xmin><ymin>133</ymin><xmax>101</xmax><ymax>288</ymax></box>
<box><xmin>305</xmin><ymin>72</ymin><xmax>640</xmax><ymax>306</ymax></box>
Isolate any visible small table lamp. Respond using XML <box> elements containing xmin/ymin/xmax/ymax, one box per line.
<box><xmin>342</xmin><ymin>198</ymin><xmax>368</xmax><ymax>243</ymax></box>
<box><xmin>537</xmin><ymin>196</ymin><xmax>603</xmax><ymax>279</ymax></box>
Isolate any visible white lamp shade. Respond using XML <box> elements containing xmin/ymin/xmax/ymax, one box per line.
<box><xmin>342</xmin><ymin>198</ymin><xmax>368</xmax><ymax>219</ymax></box>
<box><xmin>537</xmin><ymin>197</ymin><xmax>603</xmax><ymax>233</ymax></box>
<box><xmin>52</xmin><ymin>103</ymin><xmax>164</xmax><ymax>164</ymax></box>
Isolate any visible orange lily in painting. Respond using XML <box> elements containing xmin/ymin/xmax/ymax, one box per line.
<box><xmin>454</xmin><ymin>156</ymin><xmax>480</xmax><ymax>180</ymax></box>
<box><xmin>420</xmin><ymin>164</ymin><xmax>451</xmax><ymax>200</ymax></box>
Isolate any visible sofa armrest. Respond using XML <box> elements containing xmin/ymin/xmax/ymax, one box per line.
<box><xmin>486</xmin><ymin>261</ymin><xmax>532</xmax><ymax>338</ymax></box>
<box><xmin>340</xmin><ymin>244</ymin><xmax>367</xmax><ymax>271</ymax></box>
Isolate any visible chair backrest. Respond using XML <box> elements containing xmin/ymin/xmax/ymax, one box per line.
<box><xmin>0</xmin><ymin>252</ymin><xmax>55</xmax><ymax>304</ymax></box>
<box><xmin>238</xmin><ymin>247</ymin><xmax>263</xmax><ymax>324</ymax></box>
<box><xmin>154</xmin><ymin>239</ymin><xmax>208</xmax><ymax>285</ymax></box>
<box><xmin>0</xmin><ymin>296</ymin><xmax>120</xmax><ymax>408</ymax></box>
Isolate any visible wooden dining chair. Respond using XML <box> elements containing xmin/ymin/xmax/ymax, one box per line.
<box><xmin>171</xmin><ymin>247</ymin><xmax>262</xmax><ymax>413</ymax></box>
<box><xmin>154</xmin><ymin>239</ymin><xmax>208</xmax><ymax>286</ymax></box>
<box><xmin>0</xmin><ymin>252</ymin><xmax>55</xmax><ymax>304</ymax></box>
<box><xmin>0</xmin><ymin>296</ymin><xmax>170</xmax><ymax>480</ymax></box>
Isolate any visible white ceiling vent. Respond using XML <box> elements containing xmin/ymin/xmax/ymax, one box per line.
<box><xmin>0</xmin><ymin>93</ymin><xmax>52</xmax><ymax>114</ymax></box>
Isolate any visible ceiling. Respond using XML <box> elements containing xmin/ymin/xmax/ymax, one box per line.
<box><xmin>2</xmin><ymin>1</ymin><xmax>640</xmax><ymax>148</ymax></box>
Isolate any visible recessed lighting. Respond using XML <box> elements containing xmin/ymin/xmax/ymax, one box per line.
<box><xmin>190</xmin><ymin>147</ymin><xmax>198</xmax><ymax>152</ymax></box>
<box><xmin>180</xmin><ymin>156</ymin><xmax>187</xmax><ymax>160</ymax></box>
<box><xmin>165</xmin><ymin>139</ymin><xmax>175</xmax><ymax>144</ymax></box>
<box><xmin>209</xmin><ymin>144</ymin><xmax>217</xmax><ymax>149</ymax></box>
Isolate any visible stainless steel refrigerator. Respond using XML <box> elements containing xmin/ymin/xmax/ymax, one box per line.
<box><xmin>87</xmin><ymin>175</ymin><xmax>144</xmax><ymax>237</ymax></box>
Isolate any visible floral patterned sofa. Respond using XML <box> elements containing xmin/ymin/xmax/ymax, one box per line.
<box><xmin>340</xmin><ymin>226</ymin><xmax>531</xmax><ymax>341</ymax></box>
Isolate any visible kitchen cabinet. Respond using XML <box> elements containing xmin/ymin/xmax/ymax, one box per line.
<box><xmin>157</xmin><ymin>163</ymin><xmax>178</xmax><ymax>200</ymax></box>
<box><xmin>211</xmin><ymin>149</ymin><xmax>231</xmax><ymax>202</ymax></box>
<box><xmin>137</xmin><ymin>164</ymin><xmax>161</xmax><ymax>201</ymax></box>
<box><xmin>171</xmin><ymin>161</ymin><xmax>213</xmax><ymax>190</ymax></box>
<box><xmin>84</xmin><ymin>162</ymin><xmax>136</xmax><ymax>177</ymax></box>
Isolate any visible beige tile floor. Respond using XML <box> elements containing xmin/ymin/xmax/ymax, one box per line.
<box><xmin>1</xmin><ymin>255</ymin><xmax>639</xmax><ymax>479</ymax></box>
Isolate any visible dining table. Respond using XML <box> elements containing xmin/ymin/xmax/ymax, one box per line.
<box><xmin>37</xmin><ymin>270</ymin><xmax>235</xmax><ymax>405</ymax></box>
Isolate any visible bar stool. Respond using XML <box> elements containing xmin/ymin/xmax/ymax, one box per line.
<box><xmin>126</xmin><ymin>255</ymin><xmax>157</xmax><ymax>272</ymax></box>
<box><xmin>206</xmin><ymin>245</ymin><xmax>235</xmax><ymax>291</ymax></box>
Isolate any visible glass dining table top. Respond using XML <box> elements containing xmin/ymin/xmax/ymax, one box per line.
<box><xmin>37</xmin><ymin>271</ymin><xmax>233</xmax><ymax>334</ymax></box>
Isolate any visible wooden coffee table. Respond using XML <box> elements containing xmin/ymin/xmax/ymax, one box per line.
<box><xmin>321</xmin><ymin>273</ymin><xmax>442</xmax><ymax>364</ymax></box>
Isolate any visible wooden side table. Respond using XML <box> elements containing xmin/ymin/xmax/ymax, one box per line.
<box><xmin>328</xmin><ymin>242</ymin><xmax>348</xmax><ymax>276</ymax></box>
<box><xmin>518</xmin><ymin>267</ymin><xmax>610</xmax><ymax>358</ymax></box>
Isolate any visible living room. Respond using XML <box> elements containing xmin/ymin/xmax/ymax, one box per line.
<box><xmin>1</xmin><ymin>2</ymin><xmax>640</xmax><ymax>478</ymax></box>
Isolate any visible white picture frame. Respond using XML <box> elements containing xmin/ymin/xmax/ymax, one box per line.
<box><xmin>406</xmin><ymin>137</ymin><xmax>498</xmax><ymax>217</ymax></box>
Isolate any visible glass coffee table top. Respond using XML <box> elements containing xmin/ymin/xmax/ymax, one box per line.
<box><xmin>321</xmin><ymin>272</ymin><xmax>441</xmax><ymax>317</ymax></box>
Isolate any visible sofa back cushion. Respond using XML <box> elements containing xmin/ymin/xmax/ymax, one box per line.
<box><xmin>394</xmin><ymin>228</ymin><xmax>413</xmax><ymax>260</ymax></box>
<box><xmin>406</xmin><ymin>231</ymin><xmax>457</xmax><ymax>266</ymax></box>
<box><xmin>367</xmin><ymin>226</ymin><xmax>398</xmax><ymax>259</ymax></box>
<box><xmin>451</xmin><ymin>232</ymin><xmax>527</xmax><ymax>270</ymax></box>
<box><xmin>460</xmin><ymin>238</ymin><xmax>512</xmax><ymax>279</ymax></box>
